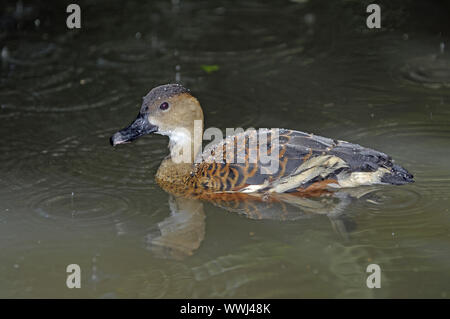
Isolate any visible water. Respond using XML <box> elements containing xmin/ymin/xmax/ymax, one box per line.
<box><xmin>1</xmin><ymin>0</ymin><xmax>450</xmax><ymax>298</ymax></box>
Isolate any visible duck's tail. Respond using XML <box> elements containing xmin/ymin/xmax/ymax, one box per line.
<box><xmin>380</xmin><ymin>164</ymin><xmax>414</xmax><ymax>185</ymax></box>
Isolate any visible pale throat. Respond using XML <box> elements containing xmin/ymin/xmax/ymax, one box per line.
<box><xmin>165</xmin><ymin>127</ymin><xmax>202</xmax><ymax>163</ymax></box>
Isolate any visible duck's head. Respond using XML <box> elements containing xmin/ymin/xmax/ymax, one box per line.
<box><xmin>110</xmin><ymin>84</ymin><xmax>203</xmax><ymax>147</ymax></box>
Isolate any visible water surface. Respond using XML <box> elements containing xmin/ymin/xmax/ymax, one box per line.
<box><xmin>1</xmin><ymin>0</ymin><xmax>450</xmax><ymax>298</ymax></box>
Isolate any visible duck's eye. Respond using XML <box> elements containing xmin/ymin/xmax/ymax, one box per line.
<box><xmin>159</xmin><ymin>102</ymin><xmax>169</xmax><ymax>110</ymax></box>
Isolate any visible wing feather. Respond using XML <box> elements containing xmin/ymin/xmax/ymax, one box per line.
<box><xmin>195</xmin><ymin>129</ymin><xmax>402</xmax><ymax>193</ymax></box>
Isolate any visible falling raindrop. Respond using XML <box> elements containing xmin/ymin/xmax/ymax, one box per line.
<box><xmin>175</xmin><ymin>64</ymin><xmax>181</xmax><ymax>82</ymax></box>
<box><xmin>1</xmin><ymin>46</ymin><xmax>10</xmax><ymax>68</ymax></box>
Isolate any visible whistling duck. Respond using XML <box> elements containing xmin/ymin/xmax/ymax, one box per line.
<box><xmin>110</xmin><ymin>84</ymin><xmax>413</xmax><ymax>197</ymax></box>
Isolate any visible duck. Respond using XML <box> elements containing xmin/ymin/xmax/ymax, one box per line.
<box><xmin>110</xmin><ymin>84</ymin><xmax>413</xmax><ymax>199</ymax></box>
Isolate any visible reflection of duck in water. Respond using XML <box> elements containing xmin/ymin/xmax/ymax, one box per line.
<box><xmin>145</xmin><ymin>196</ymin><xmax>205</xmax><ymax>260</ymax></box>
<box><xmin>145</xmin><ymin>187</ymin><xmax>377</xmax><ymax>259</ymax></box>
<box><xmin>110</xmin><ymin>83</ymin><xmax>413</xmax><ymax>202</ymax></box>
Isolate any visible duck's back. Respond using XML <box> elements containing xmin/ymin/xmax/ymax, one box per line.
<box><xmin>192</xmin><ymin>128</ymin><xmax>413</xmax><ymax>194</ymax></box>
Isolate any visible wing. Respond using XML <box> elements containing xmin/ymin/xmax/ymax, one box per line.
<box><xmin>193</xmin><ymin>129</ymin><xmax>412</xmax><ymax>193</ymax></box>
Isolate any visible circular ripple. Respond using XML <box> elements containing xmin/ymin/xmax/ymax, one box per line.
<box><xmin>1</xmin><ymin>71</ymin><xmax>132</xmax><ymax>113</ymax></box>
<box><xmin>47</xmin><ymin>128</ymin><xmax>167</xmax><ymax>190</ymax></box>
<box><xmin>359</xmin><ymin>174</ymin><xmax>450</xmax><ymax>226</ymax></box>
<box><xmin>29</xmin><ymin>188</ymin><xmax>138</xmax><ymax>228</ymax></box>
<box><xmin>337</xmin><ymin>122</ymin><xmax>450</xmax><ymax>166</ymax></box>
<box><xmin>399</xmin><ymin>54</ymin><xmax>450</xmax><ymax>89</ymax></box>
<box><xmin>337</xmin><ymin>121</ymin><xmax>450</xmax><ymax>218</ymax></box>
<box><xmin>364</xmin><ymin>185</ymin><xmax>430</xmax><ymax>216</ymax></box>
<box><xmin>1</xmin><ymin>36</ymin><xmax>133</xmax><ymax>114</ymax></box>
<box><xmin>117</xmin><ymin>269</ymin><xmax>170</xmax><ymax>298</ymax></box>
<box><xmin>0</xmin><ymin>127</ymin><xmax>60</xmax><ymax>196</ymax></box>
<box><xmin>116</xmin><ymin>262</ymin><xmax>193</xmax><ymax>298</ymax></box>
<box><xmin>0</xmin><ymin>127</ymin><xmax>167</xmax><ymax>202</ymax></box>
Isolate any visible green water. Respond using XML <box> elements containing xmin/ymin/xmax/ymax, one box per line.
<box><xmin>1</xmin><ymin>0</ymin><xmax>449</xmax><ymax>298</ymax></box>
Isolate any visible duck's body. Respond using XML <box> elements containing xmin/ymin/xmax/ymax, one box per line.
<box><xmin>111</xmin><ymin>84</ymin><xmax>413</xmax><ymax>198</ymax></box>
<box><xmin>155</xmin><ymin>128</ymin><xmax>413</xmax><ymax>197</ymax></box>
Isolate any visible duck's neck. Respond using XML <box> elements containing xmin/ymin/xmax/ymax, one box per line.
<box><xmin>155</xmin><ymin>126</ymin><xmax>203</xmax><ymax>187</ymax></box>
<box><xmin>167</xmin><ymin>129</ymin><xmax>202</xmax><ymax>164</ymax></box>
